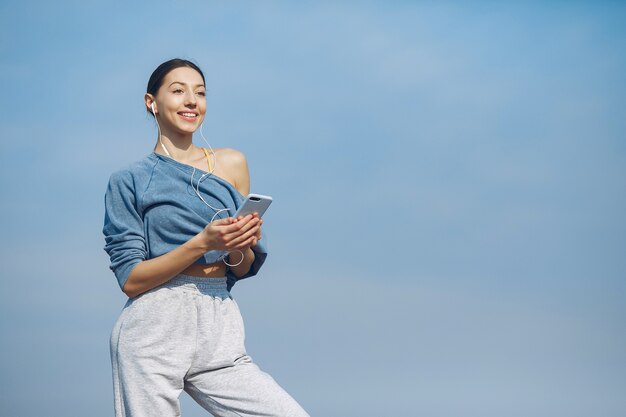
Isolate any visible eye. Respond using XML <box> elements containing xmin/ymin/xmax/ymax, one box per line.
<box><xmin>196</xmin><ymin>91</ymin><xmax>206</xmax><ymax>97</ymax></box>
<box><xmin>173</xmin><ymin>89</ymin><xmax>183</xmax><ymax>94</ymax></box>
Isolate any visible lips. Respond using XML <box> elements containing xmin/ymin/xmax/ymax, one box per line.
<box><xmin>177</xmin><ymin>111</ymin><xmax>198</xmax><ymax>122</ymax></box>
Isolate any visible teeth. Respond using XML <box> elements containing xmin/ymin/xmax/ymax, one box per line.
<box><xmin>180</xmin><ymin>113</ymin><xmax>197</xmax><ymax>117</ymax></box>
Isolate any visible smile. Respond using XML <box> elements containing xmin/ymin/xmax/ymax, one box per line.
<box><xmin>178</xmin><ymin>112</ymin><xmax>198</xmax><ymax>121</ymax></box>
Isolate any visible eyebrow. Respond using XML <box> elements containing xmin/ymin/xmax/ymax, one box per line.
<box><xmin>168</xmin><ymin>81</ymin><xmax>205</xmax><ymax>88</ymax></box>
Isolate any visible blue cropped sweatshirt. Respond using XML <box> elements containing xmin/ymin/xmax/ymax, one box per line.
<box><xmin>102</xmin><ymin>152</ymin><xmax>268</xmax><ymax>292</ymax></box>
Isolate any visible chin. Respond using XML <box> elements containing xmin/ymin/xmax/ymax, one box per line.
<box><xmin>176</xmin><ymin>124</ymin><xmax>200</xmax><ymax>134</ymax></box>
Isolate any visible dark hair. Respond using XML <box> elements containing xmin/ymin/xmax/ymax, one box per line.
<box><xmin>146</xmin><ymin>58</ymin><xmax>206</xmax><ymax>115</ymax></box>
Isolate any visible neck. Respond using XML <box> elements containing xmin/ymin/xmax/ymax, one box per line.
<box><xmin>154</xmin><ymin>130</ymin><xmax>198</xmax><ymax>161</ymax></box>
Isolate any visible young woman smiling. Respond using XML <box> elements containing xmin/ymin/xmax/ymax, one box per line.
<box><xmin>103</xmin><ymin>58</ymin><xmax>309</xmax><ymax>417</ymax></box>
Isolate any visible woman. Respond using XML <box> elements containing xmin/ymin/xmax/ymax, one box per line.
<box><xmin>103</xmin><ymin>58</ymin><xmax>309</xmax><ymax>417</ymax></box>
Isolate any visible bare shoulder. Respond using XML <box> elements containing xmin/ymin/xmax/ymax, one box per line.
<box><xmin>213</xmin><ymin>148</ymin><xmax>250</xmax><ymax>194</ymax></box>
<box><xmin>215</xmin><ymin>148</ymin><xmax>247</xmax><ymax>167</ymax></box>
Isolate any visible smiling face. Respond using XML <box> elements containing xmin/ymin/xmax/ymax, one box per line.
<box><xmin>147</xmin><ymin>66</ymin><xmax>207</xmax><ymax>137</ymax></box>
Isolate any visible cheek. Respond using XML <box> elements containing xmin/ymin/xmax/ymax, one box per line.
<box><xmin>165</xmin><ymin>97</ymin><xmax>184</xmax><ymax>112</ymax></box>
<box><xmin>197</xmin><ymin>107</ymin><xmax>207</xmax><ymax>122</ymax></box>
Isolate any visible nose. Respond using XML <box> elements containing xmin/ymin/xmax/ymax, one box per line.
<box><xmin>184</xmin><ymin>89</ymin><xmax>197</xmax><ymax>106</ymax></box>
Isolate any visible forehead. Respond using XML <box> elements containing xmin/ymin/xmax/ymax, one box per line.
<box><xmin>162</xmin><ymin>67</ymin><xmax>205</xmax><ymax>87</ymax></box>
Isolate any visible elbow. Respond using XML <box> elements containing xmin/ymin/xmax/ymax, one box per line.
<box><xmin>121</xmin><ymin>263</ymin><xmax>143</xmax><ymax>298</ymax></box>
<box><xmin>122</xmin><ymin>282</ymin><xmax>139</xmax><ymax>299</ymax></box>
<box><xmin>123</xmin><ymin>290</ymin><xmax>138</xmax><ymax>299</ymax></box>
<box><xmin>121</xmin><ymin>273</ymin><xmax>143</xmax><ymax>299</ymax></box>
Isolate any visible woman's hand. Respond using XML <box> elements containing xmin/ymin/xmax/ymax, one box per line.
<box><xmin>235</xmin><ymin>213</ymin><xmax>262</xmax><ymax>248</ymax></box>
<box><xmin>200</xmin><ymin>213</ymin><xmax>262</xmax><ymax>252</ymax></box>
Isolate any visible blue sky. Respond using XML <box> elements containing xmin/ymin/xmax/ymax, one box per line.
<box><xmin>1</xmin><ymin>1</ymin><xmax>625</xmax><ymax>416</ymax></box>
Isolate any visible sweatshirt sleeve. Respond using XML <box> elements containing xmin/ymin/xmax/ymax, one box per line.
<box><xmin>225</xmin><ymin>235</ymin><xmax>268</xmax><ymax>291</ymax></box>
<box><xmin>103</xmin><ymin>170</ymin><xmax>147</xmax><ymax>291</ymax></box>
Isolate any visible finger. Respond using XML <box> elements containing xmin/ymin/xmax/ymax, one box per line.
<box><xmin>227</xmin><ymin>224</ymin><xmax>261</xmax><ymax>248</ymax></box>
<box><xmin>256</xmin><ymin>221</ymin><xmax>262</xmax><ymax>239</ymax></box>
<box><xmin>222</xmin><ymin>216</ymin><xmax>259</xmax><ymax>240</ymax></box>
<box><xmin>238</xmin><ymin>237</ymin><xmax>257</xmax><ymax>250</ymax></box>
<box><xmin>237</xmin><ymin>212</ymin><xmax>258</xmax><ymax>220</ymax></box>
<box><xmin>225</xmin><ymin>224</ymin><xmax>261</xmax><ymax>249</ymax></box>
<box><xmin>233</xmin><ymin>235</ymin><xmax>257</xmax><ymax>251</ymax></box>
<box><xmin>236</xmin><ymin>213</ymin><xmax>254</xmax><ymax>223</ymax></box>
<box><xmin>216</xmin><ymin>215</ymin><xmax>254</xmax><ymax>234</ymax></box>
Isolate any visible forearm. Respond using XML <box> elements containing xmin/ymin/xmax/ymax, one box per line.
<box><xmin>122</xmin><ymin>233</ymin><xmax>209</xmax><ymax>298</ymax></box>
<box><xmin>228</xmin><ymin>247</ymin><xmax>255</xmax><ymax>278</ymax></box>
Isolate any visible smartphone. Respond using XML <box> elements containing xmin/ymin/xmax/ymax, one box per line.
<box><xmin>233</xmin><ymin>193</ymin><xmax>273</xmax><ymax>219</ymax></box>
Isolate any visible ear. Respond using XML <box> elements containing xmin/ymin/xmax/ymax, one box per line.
<box><xmin>145</xmin><ymin>93</ymin><xmax>156</xmax><ymax>114</ymax></box>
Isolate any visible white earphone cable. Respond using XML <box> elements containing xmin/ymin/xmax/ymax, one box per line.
<box><xmin>153</xmin><ymin>106</ymin><xmax>246</xmax><ymax>268</ymax></box>
<box><xmin>191</xmin><ymin>123</ymin><xmax>244</xmax><ymax>268</ymax></box>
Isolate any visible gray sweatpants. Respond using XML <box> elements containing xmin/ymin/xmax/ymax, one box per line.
<box><xmin>110</xmin><ymin>275</ymin><xmax>310</xmax><ymax>417</ymax></box>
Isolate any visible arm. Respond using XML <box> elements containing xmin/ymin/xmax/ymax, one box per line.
<box><xmin>103</xmin><ymin>169</ymin><xmax>260</xmax><ymax>299</ymax></box>
<box><xmin>228</xmin><ymin>246</ymin><xmax>257</xmax><ymax>278</ymax></box>
<box><xmin>123</xmin><ymin>215</ymin><xmax>260</xmax><ymax>298</ymax></box>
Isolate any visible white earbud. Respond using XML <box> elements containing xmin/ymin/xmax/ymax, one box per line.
<box><xmin>150</xmin><ymin>102</ymin><xmax>156</xmax><ymax>114</ymax></box>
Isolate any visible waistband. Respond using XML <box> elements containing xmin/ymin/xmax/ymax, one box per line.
<box><xmin>161</xmin><ymin>274</ymin><xmax>230</xmax><ymax>299</ymax></box>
